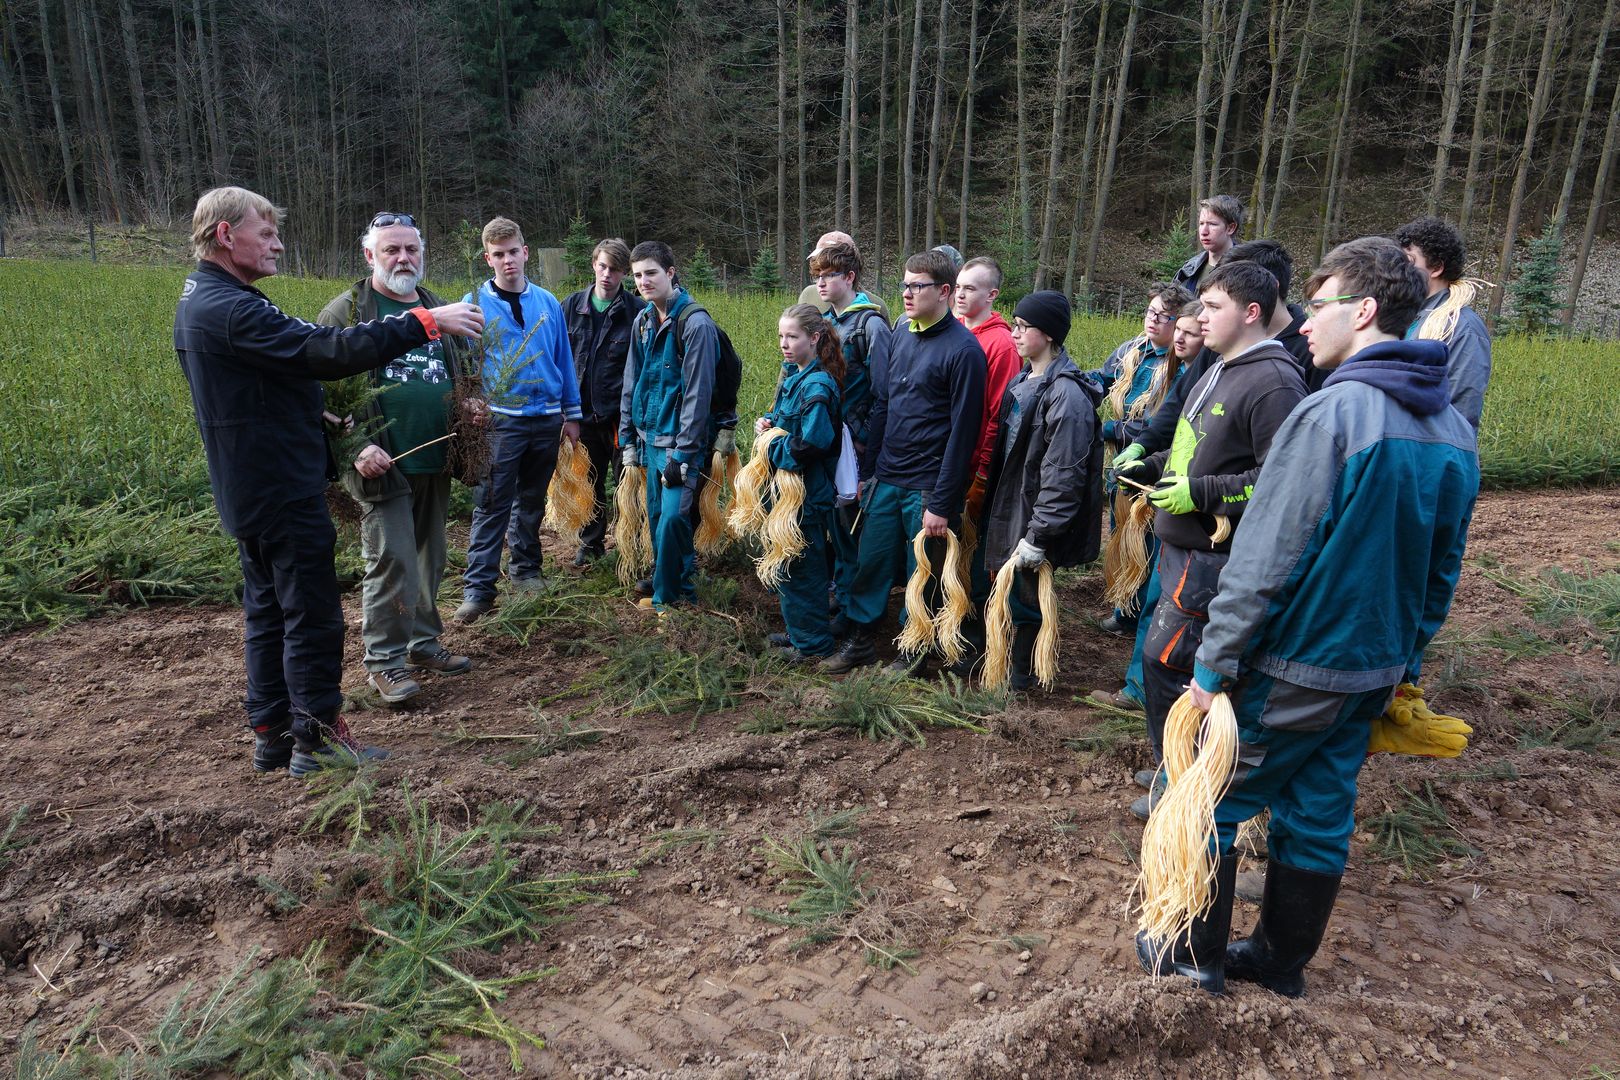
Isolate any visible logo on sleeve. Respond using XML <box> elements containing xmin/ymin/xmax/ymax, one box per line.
<box><xmin>1211</xmin><ymin>402</ymin><xmax>1225</xmax><ymax>416</ymax></box>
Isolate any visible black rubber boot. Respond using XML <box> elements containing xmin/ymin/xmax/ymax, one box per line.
<box><xmin>252</xmin><ymin>728</ymin><xmax>293</xmax><ymax>772</ymax></box>
<box><xmin>819</xmin><ymin>625</ymin><xmax>877</xmax><ymax>674</ymax></box>
<box><xmin>1008</xmin><ymin>624</ymin><xmax>1038</xmax><ymax>691</ymax></box>
<box><xmin>1225</xmin><ymin>860</ymin><xmax>1342</xmax><ymax>998</ymax></box>
<box><xmin>1135</xmin><ymin>851</ymin><xmax>1239</xmax><ymax>994</ymax></box>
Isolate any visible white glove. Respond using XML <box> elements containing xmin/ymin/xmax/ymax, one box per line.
<box><xmin>621</xmin><ymin>443</ymin><xmax>639</xmax><ymax>471</ymax></box>
<box><xmin>1012</xmin><ymin>539</ymin><xmax>1045</xmax><ymax>570</ymax></box>
<box><xmin>714</xmin><ymin>427</ymin><xmax>738</xmax><ymax>456</ymax></box>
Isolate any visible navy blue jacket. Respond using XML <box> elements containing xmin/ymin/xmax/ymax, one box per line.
<box><xmin>563</xmin><ymin>286</ymin><xmax>646</xmax><ymax>423</ymax></box>
<box><xmin>174</xmin><ymin>260</ymin><xmax>437</xmax><ymax>538</ymax></box>
<box><xmin>862</xmin><ymin>314</ymin><xmax>988</xmax><ymax>518</ymax></box>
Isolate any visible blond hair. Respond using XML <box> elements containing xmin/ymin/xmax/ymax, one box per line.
<box><xmin>190</xmin><ymin>186</ymin><xmax>283</xmax><ymax>262</ymax></box>
<box><xmin>481</xmin><ymin>216</ymin><xmax>524</xmax><ymax>249</ymax></box>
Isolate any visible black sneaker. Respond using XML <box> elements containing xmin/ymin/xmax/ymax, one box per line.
<box><xmin>289</xmin><ymin>719</ymin><xmax>390</xmax><ymax>778</ymax></box>
<box><xmin>886</xmin><ymin>651</ymin><xmax>930</xmax><ymax>679</ymax></box>
<box><xmin>819</xmin><ymin>631</ymin><xmax>877</xmax><ymax>674</ymax></box>
<box><xmin>253</xmin><ymin>730</ymin><xmax>293</xmax><ymax>772</ymax></box>
<box><xmin>571</xmin><ymin>546</ymin><xmax>603</xmax><ymax>569</ymax></box>
<box><xmin>635</xmin><ymin>577</ymin><xmax>655</xmax><ymax>598</ymax></box>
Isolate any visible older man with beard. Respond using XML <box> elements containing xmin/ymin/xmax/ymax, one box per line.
<box><xmin>318</xmin><ymin>212</ymin><xmax>478</xmax><ymax>705</ymax></box>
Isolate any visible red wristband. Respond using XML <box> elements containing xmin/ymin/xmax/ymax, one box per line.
<box><xmin>409</xmin><ymin>306</ymin><xmax>440</xmax><ymax>341</ymax></box>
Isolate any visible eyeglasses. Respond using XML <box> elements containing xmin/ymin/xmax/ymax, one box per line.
<box><xmin>900</xmin><ymin>280</ymin><xmax>952</xmax><ymax>293</ymax></box>
<box><xmin>1144</xmin><ymin>308</ymin><xmax>1175</xmax><ymax>324</ymax></box>
<box><xmin>368</xmin><ymin>212</ymin><xmax>418</xmax><ymax>230</ymax></box>
<box><xmin>1011</xmin><ymin>320</ymin><xmax>1031</xmax><ymax>333</ymax></box>
<box><xmin>1305</xmin><ymin>293</ymin><xmax>1366</xmax><ymax>312</ymax></box>
<box><xmin>813</xmin><ymin>272</ymin><xmax>850</xmax><ymax>283</ymax></box>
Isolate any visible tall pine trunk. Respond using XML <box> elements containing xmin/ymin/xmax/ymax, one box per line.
<box><xmin>1487</xmin><ymin>7</ymin><xmax>1562</xmax><ymax>322</ymax></box>
<box><xmin>1065</xmin><ymin>0</ymin><xmax>1111</xmax><ymax>297</ymax></box>
<box><xmin>848</xmin><ymin>0</ymin><xmax>861</xmax><ymax>236</ymax></box>
<box><xmin>957</xmin><ymin>0</ymin><xmax>979</xmax><ymax>251</ymax></box>
<box><xmin>1248</xmin><ymin>0</ymin><xmax>1287</xmax><ymax>234</ymax></box>
<box><xmin>1190</xmin><ymin>0</ymin><xmax>1214</xmax><ymax>221</ymax></box>
<box><xmin>1265</xmin><ymin>0</ymin><xmax>1315</xmax><ymax>232</ymax></box>
<box><xmin>1034</xmin><ymin>0</ymin><xmax>1076</xmax><ymax>289</ymax></box>
<box><xmin>797</xmin><ymin>0</ymin><xmax>809</xmax><ymax>287</ymax></box>
<box><xmin>1426</xmin><ymin>0</ymin><xmax>1475</xmax><ymax>213</ymax></box>
<box><xmin>1317</xmin><ymin>0</ymin><xmax>1363</xmax><ymax>261</ymax></box>
<box><xmin>1565</xmin><ymin>59</ymin><xmax>1620</xmax><ymax>326</ymax></box>
<box><xmin>1552</xmin><ymin>0</ymin><xmax>1615</xmax><ymax>234</ymax></box>
<box><xmin>778</xmin><ymin>0</ymin><xmax>788</xmax><ymax>276</ymax></box>
<box><xmin>1208</xmin><ymin>0</ymin><xmax>1253</xmax><ymax>193</ymax></box>
<box><xmin>1458</xmin><ymin>0</ymin><xmax>1504</xmax><ymax>234</ymax></box>
<box><xmin>1015</xmin><ymin>0</ymin><xmax>1032</xmax><ymax>258</ymax></box>
<box><xmin>1085</xmin><ymin>0</ymin><xmax>1139</xmax><ymax>282</ymax></box>
<box><xmin>876</xmin><ymin>3</ymin><xmax>890</xmax><ymax>288</ymax></box>
<box><xmin>923</xmin><ymin>0</ymin><xmax>948</xmax><ymax>248</ymax></box>
<box><xmin>902</xmin><ymin>0</ymin><xmax>924</xmax><ymax>255</ymax></box>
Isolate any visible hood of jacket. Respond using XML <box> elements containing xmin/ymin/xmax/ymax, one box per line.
<box><xmin>1322</xmin><ymin>338</ymin><xmax>1451</xmax><ymax>416</ymax></box>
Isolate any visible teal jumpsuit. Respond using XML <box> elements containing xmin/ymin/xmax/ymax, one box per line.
<box><xmin>763</xmin><ymin>358</ymin><xmax>842</xmax><ymax>655</ymax></box>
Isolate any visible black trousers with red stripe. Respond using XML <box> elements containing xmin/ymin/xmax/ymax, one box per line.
<box><xmin>1141</xmin><ymin>540</ymin><xmax>1231</xmax><ymax>762</ymax></box>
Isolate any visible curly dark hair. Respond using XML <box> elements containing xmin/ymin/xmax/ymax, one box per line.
<box><xmin>1393</xmin><ymin>216</ymin><xmax>1466</xmax><ymax>283</ymax></box>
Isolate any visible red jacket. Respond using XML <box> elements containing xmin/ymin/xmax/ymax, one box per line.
<box><xmin>967</xmin><ymin>312</ymin><xmax>1022</xmax><ymax>478</ymax></box>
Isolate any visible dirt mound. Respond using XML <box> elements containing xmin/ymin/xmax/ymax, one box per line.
<box><xmin>3</xmin><ymin>488</ymin><xmax>1618</xmax><ymax>1078</ymax></box>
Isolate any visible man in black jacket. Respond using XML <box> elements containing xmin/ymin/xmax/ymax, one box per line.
<box><xmin>563</xmin><ymin>238</ymin><xmax>647</xmax><ymax>567</ymax></box>
<box><xmin>317</xmin><ymin>213</ymin><xmax>477</xmax><ymax>707</ymax></box>
<box><xmin>821</xmin><ymin>248</ymin><xmax>988</xmax><ymax>675</ymax></box>
<box><xmin>1118</xmin><ymin>261</ymin><xmax>1306</xmax><ymax>818</ymax></box>
<box><xmin>174</xmin><ymin>187</ymin><xmax>484</xmax><ymax>777</ymax></box>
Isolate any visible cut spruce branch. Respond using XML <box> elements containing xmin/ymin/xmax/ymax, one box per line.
<box><xmin>388</xmin><ymin>431</ymin><xmax>456</xmax><ymax>465</ymax></box>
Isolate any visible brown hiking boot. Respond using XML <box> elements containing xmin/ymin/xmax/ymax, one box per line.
<box><xmin>406</xmin><ymin>645</ymin><xmax>472</xmax><ymax>675</ymax></box>
<box><xmin>368</xmin><ymin>667</ymin><xmax>422</xmax><ymax>705</ymax></box>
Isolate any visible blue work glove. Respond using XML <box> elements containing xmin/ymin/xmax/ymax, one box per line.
<box><xmin>660</xmin><ymin>457</ymin><xmax>689</xmax><ymax>488</ymax></box>
<box><xmin>1149</xmin><ymin>476</ymin><xmax>1196</xmax><ymax>515</ymax></box>
<box><xmin>1112</xmin><ymin>443</ymin><xmax>1146</xmax><ymax>471</ymax></box>
<box><xmin>1011</xmin><ymin>539</ymin><xmax>1045</xmax><ymax>570</ymax></box>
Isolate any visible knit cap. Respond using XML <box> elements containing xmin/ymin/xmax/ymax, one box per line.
<box><xmin>1014</xmin><ymin>290</ymin><xmax>1071</xmax><ymax>345</ymax></box>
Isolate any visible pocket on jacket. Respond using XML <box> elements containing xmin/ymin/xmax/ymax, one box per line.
<box><xmin>1145</xmin><ymin>602</ymin><xmax>1204</xmax><ymax>674</ymax></box>
<box><xmin>1163</xmin><ymin>546</ymin><xmax>1225</xmax><ymax>619</ymax></box>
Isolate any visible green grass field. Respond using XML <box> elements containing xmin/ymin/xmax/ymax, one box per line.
<box><xmin>1</xmin><ymin>258</ymin><xmax>1615</xmax><ymax>629</ymax></box>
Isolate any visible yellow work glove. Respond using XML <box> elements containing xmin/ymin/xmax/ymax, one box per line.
<box><xmin>1368</xmin><ymin>682</ymin><xmax>1471</xmax><ymax>757</ymax></box>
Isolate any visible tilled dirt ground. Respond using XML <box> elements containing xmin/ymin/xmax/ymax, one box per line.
<box><xmin>2</xmin><ymin>488</ymin><xmax>1618</xmax><ymax>1078</ymax></box>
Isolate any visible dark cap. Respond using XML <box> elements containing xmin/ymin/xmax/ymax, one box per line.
<box><xmin>1014</xmin><ymin>290</ymin><xmax>1071</xmax><ymax>345</ymax></box>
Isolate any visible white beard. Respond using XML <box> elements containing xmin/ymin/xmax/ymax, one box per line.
<box><xmin>380</xmin><ymin>266</ymin><xmax>421</xmax><ymax>297</ymax></box>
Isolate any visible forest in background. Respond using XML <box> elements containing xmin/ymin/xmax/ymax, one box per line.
<box><xmin>0</xmin><ymin>0</ymin><xmax>1615</xmax><ymax>325</ymax></box>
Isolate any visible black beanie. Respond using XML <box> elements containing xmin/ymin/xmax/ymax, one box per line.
<box><xmin>1015</xmin><ymin>290</ymin><xmax>1071</xmax><ymax>346</ymax></box>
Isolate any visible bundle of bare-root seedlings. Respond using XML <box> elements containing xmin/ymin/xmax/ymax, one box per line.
<box><xmin>980</xmin><ymin>558</ymin><xmax>1061</xmax><ymax>690</ymax></box>
<box><xmin>895</xmin><ymin>529</ymin><xmax>974</xmax><ymax>666</ymax></box>
<box><xmin>1134</xmin><ymin>690</ymin><xmax>1239</xmax><ymax>967</ymax></box>
<box><xmin>1103</xmin><ymin>490</ymin><xmax>1156</xmax><ymax>616</ymax></box>
<box><xmin>544</xmin><ymin>438</ymin><xmax>597</xmax><ymax>548</ymax></box>
<box><xmin>726</xmin><ymin>428</ymin><xmax>811</xmax><ymax>587</ymax></box>
<box><xmin>614</xmin><ymin>459</ymin><xmax>653</xmax><ymax>586</ymax></box>
<box><xmin>695</xmin><ymin>439</ymin><xmax>743</xmax><ymax>556</ymax></box>
<box><xmin>446</xmin><ymin>372</ymin><xmax>491</xmax><ymax>487</ymax></box>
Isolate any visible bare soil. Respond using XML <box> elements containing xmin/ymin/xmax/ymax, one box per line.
<box><xmin>3</xmin><ymin>488</ymin><xmax>1618</xmax><ymax>1079</ymax></box>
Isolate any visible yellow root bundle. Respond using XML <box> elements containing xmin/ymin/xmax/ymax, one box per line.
<box><xmin>544</xmin><ymin>438</ymin><xmax>597</xmax><ymax>547</ymax></box>
<box><xmin>727</xmin><ymin>428</ymin><xmax>784</xmax><ymax>538</ymax></box>
<box><xmin>754</xmin><ymin>470</ymin><xmax>808</xmax><ymax>588</ymax></box>
<box><xmin>896</xmin><ymin>532</ymin><xmax>938</xmax><ymax>656</ymax></box>
<box><xmin>1135</xmin><ymin>690</ymin><xmax>1240</xmax><ymax>962</ymax></box>
<box><xmin>695</xmin><ymin>448</ymin><xmax>741</xmax><ymax>555</ymax></box>
<box><xmin>613</xmin><ymin>464</ymin><xmax>653</xmax><ymax>586</ymax></box>
<box><xmin>895</xmin><ymin>529</ymin><xmax>973</xmax><ymax>664</ymax></box>
<box><xmin>1103</xmin><ymin>492</ymin><xmax>1156</xmax><ymax>615</ymax></box>
<box><xmin>933</xmin><ymin>529</ymin><xmax>973</xmax><ymax>665</ymax></box>
<box><xmin>981</xmin><ymin>559</ymin><xmax>1060</xmax><ymax>690</ymax></box>
<box><xmin>1210</xmin><ymin>513</ymin><xmax>1232</xmax><ymax>546</ymax></box>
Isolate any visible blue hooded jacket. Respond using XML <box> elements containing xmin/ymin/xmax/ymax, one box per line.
<box><xmin>467</xmin><ymin>279</ymin><xmax>583</xmax><ymax>420</ymax></box>
<box><xmin>1193</xmin><ymin>338</ymin><xmax>1479</xmax><ymax>695</ymax></box>
<box><xmin>764</xmin><ymin>358</ymin><xmax>842</xmax><ymax>514</ymax></box>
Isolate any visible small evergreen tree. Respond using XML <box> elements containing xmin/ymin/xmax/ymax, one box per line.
<box><xmin>563</xmin><ymin>212</ymin><xmax>593</xmax><ymax>289</ymax></box>
<box><xmin>750</xmin><ymin>241</ymin><xmax>784</xmax><ymax>293</ymax></box>
<box><xmin>1146</xmin><ymin>212</ymin><xmax>1196</xmax><ymax>281</ymax></box>
<box><xmin>1510</xmin><ymin>223</ymin><xmax>1564</xmax><ymax>336</ymax></box>
<box><xmin>683</xmin><ymin>243</ymin><xmax>719</xmax><ymax>291</ymax></box>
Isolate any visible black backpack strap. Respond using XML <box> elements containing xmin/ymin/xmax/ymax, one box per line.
<box><xmin>674</xmin><ymin>303</ymin><xmax>704</xmax><ymax>361</ymax></box>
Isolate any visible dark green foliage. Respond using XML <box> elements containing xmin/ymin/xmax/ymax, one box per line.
<box><xmin>683</xmin><ymin>244</ymin><xmax>719</xmax><ymax>291</ymax></box>
<box><xmin>1509</xmin><ymin>223</ymin><xmax>1564</xmax><ymax>336</ymax></box>
<box><xmin>0</xmin><ymin>803</ymin><xmax>29</xmax><ymax>868</ymax></box>
<box><xmin>749</xmin><ymin>242</ymin><xmax>784</xmax><ymax>292</ymax></box>
<box><xmin>564</xmin><ymin>211</ymin><xmax>594</xmax><ymax>289</ymax></box>
<box><xmin>1486</xmin><ymin>565</ymin><xmax>1620</xmax><ymax>661</ymax></box>
<box><xmin>300</xmin><ymin>752</ymin><xmax>380</xmax><ymax>849</ymax></box>
<box><xmin>1146</xmin><ymin>211</ymin><xmax>1196</xmax><ymax>281</ymax></box>
<box><xmin>0</xmin><ymin>485</ymin><xmax>242</xmax><ymax>631</ymax></box>
<box><xmin>789</xmin><ymin>671</ymin><xmax>997</xmax><ymax>746</ymax></box>
<box><xmin>1064</xmin><ymin>710</ymin><xmax>1143</xmax><ymax>758</ymax></box>
<box><xmin>1364</xmin><ymin>782</ymin><xmax>1477</xmax><ymax>878</ymax></box>
<box><xmin>553</xmin><ymin>636</ymin><xmax>745</xmax><ymax>718</ymax></box>
<box><xmin>479</xmin><ymin>587</ymin><xmax>617</xmax><ymax>647</ymax></box>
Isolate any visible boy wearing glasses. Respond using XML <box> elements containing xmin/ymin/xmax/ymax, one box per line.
<box><xmin>821</xmin><ymin>249</ymin><xmax>987</xmax><ymax>674</ymax></box>
<box><xmin>1135</xmin><ymin>236</ymin><xmax>1477</xmax><ymax>996</ymax></box>
<box><xmin>318</xmin><ymin>212</ymin><xmax>480</xmax><ymax>705</ymax></box>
